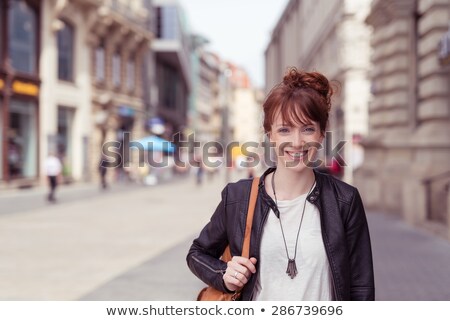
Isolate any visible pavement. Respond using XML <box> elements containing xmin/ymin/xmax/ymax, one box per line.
<box><xmin>1</xmin><ymin>170</ymin><xmax>450</xmax><ymax>301</ymax></box>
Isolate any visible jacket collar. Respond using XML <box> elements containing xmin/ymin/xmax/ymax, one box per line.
<box><xmin>258</xmin><ymin>167</ymin><xmax>323</xmax><ymax>217</ymax></box>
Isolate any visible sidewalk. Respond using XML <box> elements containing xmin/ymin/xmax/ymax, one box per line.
<box><xmin>368</xmin><ymin>211</ymin><xmax>450</xmax><ymax>300</ymax></box>
<box><xmin>2</xmin><ymin>169</ymin><xmax>449</xmax><ymax>301</ymax></box>
<box><xmin>0</xmin><ymin>174</ymin><xmax>190</xmax><ymax>216</ymax></box>
<box><xmin>83</xmin><ymin>207</ymin><xmax>450</xmax><ymax>301</ymax></box>
<box><xmin>0</xmin><ymin>169</ymin><xmax>243</xmax><ymax>300</ymax></box>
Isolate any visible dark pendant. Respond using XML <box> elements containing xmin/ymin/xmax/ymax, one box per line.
<box><xmin>286</xmin><ymin>259</ymin><xmax>298</xmax><ymax>279</ymax></box>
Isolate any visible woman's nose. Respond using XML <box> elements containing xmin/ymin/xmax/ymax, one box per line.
<box><xmin>291</xmin><ymin>131</ymin><xmax>304</xmax><ymax>149</ymax></box>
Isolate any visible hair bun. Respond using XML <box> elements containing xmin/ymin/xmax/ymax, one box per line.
<box><xmin>282</xmin><ymin>67</ymin><xmax>332</xmax><ymax>108</ymax></box>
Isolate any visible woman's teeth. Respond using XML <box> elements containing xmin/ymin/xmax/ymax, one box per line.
<box><xmin>286</xmin><ymin>151</ymin><xmax>307</xmax><ymax>158</ymax></box>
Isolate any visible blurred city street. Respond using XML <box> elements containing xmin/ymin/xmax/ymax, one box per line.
<box><xmin>0</xmin><ymin>0</ymin><xmax>449</xmax><ymax>304</ymax></box>
<box><xmin>1</xmin><ymin>171</ymin><xmax>450</xmax><ymax>301</ymax></box>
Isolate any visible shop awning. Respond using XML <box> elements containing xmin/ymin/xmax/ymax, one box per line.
<box><xmin>133</xmin><ymin>135</ymin><xmax>175</xmax><ymax>153</ymax></box>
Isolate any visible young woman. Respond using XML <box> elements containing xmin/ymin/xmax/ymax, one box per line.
<box><xmin>187</xmin><ymin>68</ymin><xmax>375</xmax><ymax>300</ymax></box>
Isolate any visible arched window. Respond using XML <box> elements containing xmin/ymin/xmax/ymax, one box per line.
<box><xmin>57</xmin><ymin>20</ymin><xmax>75</xmax><ymax>81</ymax></box>
<box><xmin>8</xmin><ymin>0</ymin><xmax>38</xmax><ymax>74</ymax></box>
<box><xmin>112</xmin><ymin>50</ymin><xmax>121</xmax><ymax>87</ymax></box>
<box><xmin>95</xmin><ymin>39</ymin><xmax>105</xmax><ymax>82</ymax></box>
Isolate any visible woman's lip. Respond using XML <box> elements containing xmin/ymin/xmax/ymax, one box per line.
<box><xmin>285</xmin><ymin>150</ymin><xmax>308</xmax><ymax>159</ymax></box>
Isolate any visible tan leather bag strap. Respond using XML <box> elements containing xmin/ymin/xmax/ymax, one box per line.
<box><xmin>241</xmin><ymin>177</ymin><xmax>260</xmax><ymax>258</ymax></box>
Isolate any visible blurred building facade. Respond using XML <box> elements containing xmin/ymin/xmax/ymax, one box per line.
<box><xmin>265</xmin><ymin>0</ymin><xmax>373</xmax><ymax>183</ymax></box>
<box><xmin>0</xmin><ymin>0</ymin><xmax>41</xmax><ymax>187</ymax></box>
<box><xmin>189</xmin><ymin>43</ymin><xmax>263</xmax><ymax>166</ymax></box>
<box><xmin>0</xmin><ymin>0</ymin><xmax>153</xmax><ymax>188</ymax></box>
<box><xmin>355</xmin><ymin>0</ymin><xmax>450</xmax><ymax>239</ymax></box>
<box><xmin>151</xmin><ymin>0</ymin><xmax>191</xmax><ymax>143</ymax></box>
<box><xmin>193</xmin><ymin>49</ymin><xmax>221</xmax><ymax>144</ymax></box>
<box><xmin>88</xmin><ymin>0</ymin><xmax>151</xmax><ymax>180</ymax></box>
<box><xmin>41</xmin><ymin>0</ymin><xmax>96</xmax><ymax>184</ymax></box>
<box><xmin>228</xmin><ymin>65</ymin><xmax>263</xmax><ymax>145</ymax></box>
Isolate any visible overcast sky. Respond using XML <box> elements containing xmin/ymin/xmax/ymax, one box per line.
<box><xmin>177</xmin><ymin>0</ymin><xmax>290</xmax><ymax>89</ymax></box>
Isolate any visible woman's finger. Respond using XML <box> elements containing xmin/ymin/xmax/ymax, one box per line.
<box><xmin>227</xmin><ymin>260</ymin><xmax>251</xmax><ymax>279</ymax></box>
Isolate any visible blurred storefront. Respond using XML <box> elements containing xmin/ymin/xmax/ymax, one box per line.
<box><xmin>0</xmin><ymin>0</ymin><xmax>41</xmax><ymax>187</ymax></box>
<box><xmin>356</xmin><ymin>0</ymin><xmax>450</xmax><ymax>239</ymax></box>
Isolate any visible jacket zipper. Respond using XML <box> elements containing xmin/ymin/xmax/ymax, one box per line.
<box><xmin>192</xmin><ymin>256</ymin><xmax>226</xmax><ymax>275</ymax></box>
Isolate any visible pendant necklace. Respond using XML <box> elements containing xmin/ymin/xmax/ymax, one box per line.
<box><xmin>271</xmin><ymin>170</ymin><xmax>315</xmax><ymax>279</ymax></box>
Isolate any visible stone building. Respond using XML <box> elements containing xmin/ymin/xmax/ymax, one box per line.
<box><xmin>355</xmin><ymin>0</ymin><xmax>450</xmax><ymax>239</ymax></box>
<box><xmin>0</xmin><ymin>0</ymin><xmax>152</xmax><ymax>187</ymax></box>
<box><xmin>40</xmin><ymin>0</ymin><xmax>98</xmax><ymax>184</ymax></box>
<box><xmin>88</xmin><ymin>0</ymin><xmax>152</xmax><ymax>180</ymax></box>
<box><xmin>265</xmin><ymin>0</ymin><xmax>373</xmax><ymax>183</ymax></box>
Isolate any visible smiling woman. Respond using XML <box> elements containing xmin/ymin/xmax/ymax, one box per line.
<box><xmin>263</xmin><ymin>69</ymin><xmax>332</xmax><ymax>172</ymax></box>
<box><xmin>187</xmin><ymin>67</ymin><xmax>374</xmax><ymax>301</ymax></box>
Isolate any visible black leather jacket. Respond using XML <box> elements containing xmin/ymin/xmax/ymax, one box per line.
<box><xmin>187</xmin><ymin>167</ymin><xmax>375</xmax><ymax>300</ymax></box>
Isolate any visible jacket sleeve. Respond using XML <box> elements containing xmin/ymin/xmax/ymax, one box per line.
<box><xmin>186</xmin><ymin>184</ymin><xmax>232</xmax><ymax>294</ymax></box>
<box><xmin>345</xmin><ymin>188</ymin><xmax>375</xmax><ymax>300</ymax></box>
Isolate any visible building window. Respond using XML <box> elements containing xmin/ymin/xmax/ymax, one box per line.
<box><xmin>95</xmin><ymin>40</ymin><xmax>105</xmax><ymax>82</ymax></box>
<box><xmin>160</xmin><ymin>63</ymin><xmax>178</xmax><ymax>110</ymax></box>
<box><xmin>8</xmin><ymin>99</ymin><xmax>38</xmax><ymax>179</ymax></box>
<box><xmin>127</xmin><ymin>55</ymin><xmax>135</xmax><ymax>90</ymax></box>
<box><xmin>112</xmin><ymin>51</ymin><xmax>121</xmax><ymax>87</ymax></box>
<box><xmin>57</xmin><ymin>21</ymin><xmax>75</xmax><ymax>81</ymax></box>
<box><xmin>57</xmin><ymin>107</ymin><xmax>75</xmax><ymax>178</ymax></box>
<box><xmin>157</xmin><ymin>6</ymin><xmax>179</xmax><ymax>39</ymax></box>
<box><xmin>8</xmin><ymin>0</ymin><xmax>38</xmax><ymax>74</ymax></box>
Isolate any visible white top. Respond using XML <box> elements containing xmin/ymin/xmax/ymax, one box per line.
<box><xmin>44</xmin><ymin>156</ymin><xmax>62</xmax><ymax>176</ymax></box>
<box><xmin>253</xmin><ymin>191</ymin><xmax>334</xmax><ymax>301</ymax></box>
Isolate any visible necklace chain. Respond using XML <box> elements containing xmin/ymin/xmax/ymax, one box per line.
<box><xmin>270</xmin><ymin>170</ymin><xmax>315</xmax><ymax>279</ymax></box>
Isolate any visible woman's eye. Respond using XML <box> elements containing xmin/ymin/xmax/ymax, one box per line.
<box><xmin>278</xmin><ymin>128</ymin><xmax>289</xmax><ymax>133</ymax></box>
<box><xmin>304</xmin><ymin>127</ymin><xmax>316</xmax><ymax>133</ymax></box>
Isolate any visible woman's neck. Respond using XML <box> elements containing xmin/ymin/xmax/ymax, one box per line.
<box><xmin>267</xmin><ymin>166</ymin><xmax>315</xmax><ymax>201</ymax></box>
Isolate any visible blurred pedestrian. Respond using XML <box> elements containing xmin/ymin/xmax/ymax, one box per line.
<box><xmin>196</xmin><ymin>159</ymin><xmax>204</xmax><ymax>185</ymax></box>
<box><xmin>44</xmin><ymin>153</ymin><xmax>62</xmax><ymax>203</ymax></box>
<box><xmin>187</xmin><ymin>68</ymin><xmax>374</xmax><ymax>301</ymax></box>
<box><xmin>99</xmin><ymin>155</ymin><xmax>108</xmax><ymax>189</ymax></box>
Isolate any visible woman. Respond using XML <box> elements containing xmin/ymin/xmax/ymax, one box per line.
<box><xmin>187</xmin><ymin>68</ymin><xmax>374</xmax><ymax>300</ymax></box>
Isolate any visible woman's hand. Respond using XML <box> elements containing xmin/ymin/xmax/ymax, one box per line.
<box><xmin>223</xmin><ymin>256</ymin><xmax>257</xmax><ymax>292</ymax></box>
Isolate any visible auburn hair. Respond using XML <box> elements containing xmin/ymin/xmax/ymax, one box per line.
<box><xmin>263</xmin><ymin>67</ymin><xmax>333</xmax><ymax>135</ymax></box>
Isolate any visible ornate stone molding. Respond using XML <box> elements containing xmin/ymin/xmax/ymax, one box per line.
<box><xmin>366</xmin><ymin>0</ymin><xmax>417</xmax><ymax>27</ymax></box>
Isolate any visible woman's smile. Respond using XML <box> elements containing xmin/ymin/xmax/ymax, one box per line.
<box><xmin>284</xmin><ymin>149</ymin><xmax>308</xmax><ymax>161</ymax></box>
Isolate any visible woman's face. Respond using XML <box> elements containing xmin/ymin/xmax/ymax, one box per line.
<box><xmin>268</xmin><ymin>111</ymin><xmax>324</xmax><ymax>172</ymax></box>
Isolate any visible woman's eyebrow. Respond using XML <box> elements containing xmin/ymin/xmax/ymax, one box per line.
<box><xmin>276</xmin><ymin>122</ymin><xmax>314</xmax><ymax>127</ymax></box>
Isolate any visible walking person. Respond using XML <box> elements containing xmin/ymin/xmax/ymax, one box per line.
<box><xmin>44</xmin><ymin>153</ymin><xmax>62</xmax><ymax>203</ymax></box>
<box><xmin>196</xmin><ymin>159</ymin><xmax>204</xmax><ymax>186</ymax></box>
<box><xmin>187</xmin><ymin>68</ymin><xmax>374</xmax><ymax>300</ymax></box>
<box><xmin>99</xmin><ymin>155</ymin><xmax>108</xmax><ymax>189</ymax></box>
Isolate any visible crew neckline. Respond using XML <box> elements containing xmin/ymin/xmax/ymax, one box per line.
<box><xmin>275</xmin><ymin>182</ymin><xmax>316</xmax><ymax>207</ymax></box>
